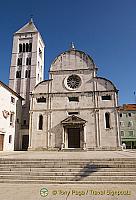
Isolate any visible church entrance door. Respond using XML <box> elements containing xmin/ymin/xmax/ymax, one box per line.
<box><xmin>68</xmin><ymin>128</ymin><xmax>80</xmax><ymax>148</ymax></box>
<box><xmin>22</xmin><ymin>135</ymin><xmax>29</xmax><ymax>150</ymax></box>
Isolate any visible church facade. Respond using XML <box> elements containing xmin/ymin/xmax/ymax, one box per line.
<box><xmin>8</xmin><ymin>20</ymin><xmax>121</xmax><ymax>151</ymax></box>
<box><xmin>28</xmin><ymin>46</ymin><xmax>121</xmax><ymax>151</ymax></box>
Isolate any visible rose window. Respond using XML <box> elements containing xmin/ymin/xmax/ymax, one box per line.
<box><xmin>67</xmin><ymin>75</ymin><xmax>81</xmax><ymax>89</ymax></box>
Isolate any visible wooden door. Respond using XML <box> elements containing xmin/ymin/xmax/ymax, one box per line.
<box><xmin>68</xmin><ymin>128</ymin><xmax>80</xmax><ymax>148</ymax></box>
<box><xmin>22</xmin><ymin>135</ymin><xmax>29</xmax><ymax>150</ymax></box>
<box><xmin>0</xmin><ymin>134</ymin><xmax>4</xmax><ymax>151</ymax></box>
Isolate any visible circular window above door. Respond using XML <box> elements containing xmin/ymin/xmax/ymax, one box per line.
<box><xmin>64</xmin><ymin>74</ymin><xmax>81</xmax><ymax>90</ymax></box>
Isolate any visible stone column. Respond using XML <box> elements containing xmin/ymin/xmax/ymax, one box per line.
<box><xmin>61</xmin><ymin>127</ymin><xmax>65</xmax><ymax>150</ymax></box>
<box><xmin>83</xmin><ymin>125</ymin><xmax>87</xmax><ymax>150</ymax></box>
<box><xmin>28</xmin><ymin>112</ymin><xmax>32</xmax><ymax>147</ymax></box>
<box><xmin>47</xmin><ymin>112</ymin><xmax>51</xmax><ymax>149</ymax></box>
<box><xmin>96</xmin><ymin>110</ymin><xmax>100</xmax><ymax>147</ymax></box>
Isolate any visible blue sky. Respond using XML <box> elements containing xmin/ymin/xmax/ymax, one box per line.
<box><xmin>0</xmin><ymin>0</ymin><xmax>136</xmax><ymax>105</ymax></box>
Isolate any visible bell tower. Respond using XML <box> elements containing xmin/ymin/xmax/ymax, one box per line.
<box><xmin>9</xmin><ymin>19</ymin><xmax>45</xmax><ymax>140</ymax></box>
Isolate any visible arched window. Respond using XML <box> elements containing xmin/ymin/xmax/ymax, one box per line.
<box><xmin>17</xmin><ymin>58</ymin><xmax>20</xmax><ymax>66</ymax></box>
<box><xmin>19</xmin><ymin>44</ymin><xmax>22</xmax><ymax>53</ymax></box>
<box><xmin>16</xmin><ymin>71</ymin><xmax>19</xmax><ymax>78</ymax></box>
<box><xmin>26</xmin><ymin>58</ymin><xmax>29</xmax><ymax>65</ymax></box>
<box><xmin>28</xmin><ymin>70</ymin><xmax>30</xmax><ymax>78</ymax></box>
<box><xmin>29</xmin><ymin>58</ymin><xmax>31</xmax><ymax>65</ymax></box>
<box><xmin>17</xmin><ymin>58</ymin><xmax>22</xmax><ymax>66</ymax></box>
<box><xmin>105</xmin><ymin>112</ymin><xmax>110</xmax><ymax>128</ymax></box>
<box><xmin>39</xmin><ymin>115</ymin><xmax>43</xmax><ymax>130</ymax></box>
<box><xmin>29</xmin><ymin>43</ymin><xmax>32</xmax><ymax>52</ymax></box>
<box><xmin>26</xmin><ymin>43</ymin><xmax>29</xmax><ymax>52</ymax></box>
<box><xmin>20</xmin><ymin>58</ymin><xmax>22</xmax><ymax>65</ymax></box>
<box><xmin>26</xmin><ymin>57</ymin><xmax>31</xmax><ymax>65</ymax></box>
<box><xmin>25</xmin><ymin>70</ymin><xmax>28</xmax><ymax>78</ymax></box>
<box><xmin>19</xmin><ymin>71</ymin><xmax>21</xmax><ymax>78</ymax></box>
<box><xmin>16</xmin><ymin>71</ymin><xmax>21</xmax><ymax>78</ymax></box>
<box><xmin>23</xmin><ymin>43</ymin><xmax>25</xmax><ymax>52</ymax></box>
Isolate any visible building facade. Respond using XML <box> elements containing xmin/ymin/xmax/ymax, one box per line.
<box><xmin>9</xmin><ymin>19</ymin><xmax>45</xmax><ymax>150</ymax></box>
<box><xmin>7</xmin><ymin>20</ymin><xmax>121</xmax><ymax>151</ymax></box>
<box><xmin>119</xmin><ymin>104</ymin><xmax>136</xmax><ymax>149</ymax></box>
<box><xmin>0</xmin><ymin>81</ymin><xmax>22</xmax><ymax>151</ymax></box>
<box><xmin>29</xmin><ymin>45</ymin><xmax>121</xmax><ymax>151</ymax></box>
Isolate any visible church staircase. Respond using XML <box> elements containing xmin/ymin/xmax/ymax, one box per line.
<box><xmin>0</xmin><ymin>158</ymin><xmax>136</xmax><ymax>184</ymax></box>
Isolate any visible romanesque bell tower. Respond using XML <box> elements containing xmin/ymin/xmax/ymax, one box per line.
<box><xmin>9</xmin><ymin>19</ymin><xmax>45</xmax><ymax>148</ymax></box>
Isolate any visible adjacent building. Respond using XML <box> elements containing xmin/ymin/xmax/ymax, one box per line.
<box><xmin>0</xmin><ymin>81</ymin><xmax>22</xmax><ymax>151</ymax></box>
<box><xmin>119</xmin><ymin>104</ymin><xmax>136</xmax><ymax>149</ymax></box>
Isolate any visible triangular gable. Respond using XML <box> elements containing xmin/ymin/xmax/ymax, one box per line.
<box><xmin>61</xmin><ymin>115</ymin><xmax>86</xmax><ymax>125</ymax></box>
<box><xmin>0</xmin><ymin>81</ymin><xmax>24</xmax><ymax>100</ymax></box>
<box><xmin>15</xmin><ymin>21</ymin><xmax>38</xmax><ymax>34</ymax></box>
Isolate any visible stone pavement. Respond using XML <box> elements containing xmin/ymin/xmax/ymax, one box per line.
<box><xmin>0</xmin><ymin>150</ymin><xmax>136</xmax><ymax>200</ymax></box>
<box><xmin>0</xmin><ymin>183</ymin><xmax>136</xmax><ymax>200</ymax></box>
<box><xmin>0</xmin><ymin>150</ymin><xmax>136</xmax><ymax>159</ymax></box>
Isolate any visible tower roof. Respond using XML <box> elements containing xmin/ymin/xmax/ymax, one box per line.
<box><xmin>15</xmin><ymin>19</ymin><xmax>38</xmax><ymax>34</ymax></box>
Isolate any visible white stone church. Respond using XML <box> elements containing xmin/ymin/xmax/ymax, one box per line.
<box><xmin>1</xmin><ymin>20</ymin><xmax>121</xmax><ymax>151</ymax></box>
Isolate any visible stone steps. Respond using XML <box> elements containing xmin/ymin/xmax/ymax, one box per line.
<box><xmin>0</xmin><ymin>175</ymin><xmax>136</xmax><ymax>182</ymax></box>
<box><xmin>0</xmin><ymin>158</ymin><xmax>136</xmax><ymax>162</ymax></box>
<box><xmin>0</xmin><ymin>179</ymin><xmax>136</xmax><ymax>184</ymax></box>
<box><xmin>0</xmin><ymin>167</ymin><xmax>135</xmax><ymax>172</ymax></box>
<box><xmin>0</xmin><ymin>171</ymin><xmax>136</xmax><ymax>176</ymax></box>
<box><xmin>0</xmin><ymin>159</ymin><xmax>136</xmax><ymax>162</ymax></box>
<box><xmin>0</xmin><ymin>158</ymin><xmax>135</xmax><ymax>184</ymax></box>
<box><xmin>0</xmin><ymin>163</ymin><xmax>136</xmax><ymax>166</ymax></box>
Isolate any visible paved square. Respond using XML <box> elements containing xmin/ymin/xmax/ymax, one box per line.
<box><xmin>0</xmin><ymin>150</ymin><xmax>135</xmax><ymax>200</ymax></box>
